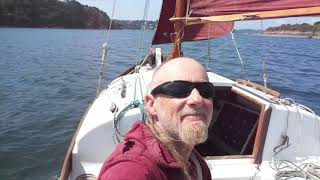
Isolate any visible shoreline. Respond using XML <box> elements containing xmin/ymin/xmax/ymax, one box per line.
<box><xmin>255</xmin><ymin>33</ymin><xmax>320</xmax><ymax>39</ymax></box>
<box><xmin>0</xmin><ymin>26</ymin><xmax>155</xmax><ymax>31</ymax></box>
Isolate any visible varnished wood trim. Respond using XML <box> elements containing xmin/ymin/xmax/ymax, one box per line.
<box><xmin>170</xmin><ymin>6</ymin><xmax>320</xmax><ymax>25</ymax></box>
<box><xmin>204</xmin><ymin>155</ymin><xmax>253</xmax><ymax>160</ymax></box>
<box><xmin>230</xmin><ymin>87</ymin><xmax>271</xmax><ymax>164</ymax></box>
<box><xmin>231</xmin><ymin>86</ymin><xmax>263</xmax><ymax>106</ymax></box>
<box><xmin>252</xmin><ymin>107</ymin><xmax>272</xmax><ymax>164</ymax></box>
<box><xmin>236</xmin><ymin>79</ymin><xmax>280</xmax><ymax>98</ymax></box>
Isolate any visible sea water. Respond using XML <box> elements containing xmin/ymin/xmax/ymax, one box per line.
<box><xmin>0</xmin><ymin>28</ymin><xmax>319</xmax><ymax>180</ymax></box>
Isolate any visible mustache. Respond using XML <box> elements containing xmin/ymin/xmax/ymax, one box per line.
<box><xmin>180</xmin><ymin>109</ymin><xmax>209</xmax><ymax>117</ymax></box>
<box><xmin>180</xmin><ymin>110</ymin><xmax>210</xmax><ymax>121</ymax></box>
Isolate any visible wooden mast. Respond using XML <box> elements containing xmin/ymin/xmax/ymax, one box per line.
<box><xmin>171</xmin><ymin>0</ymin><xmax>185</xmax><ymax>59</ymax></box>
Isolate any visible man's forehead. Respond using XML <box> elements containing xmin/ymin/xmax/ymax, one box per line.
<box><xmin>152</xmin><ymin>58</ymin><xmax>209</xmax><ymax>86</ymax></box>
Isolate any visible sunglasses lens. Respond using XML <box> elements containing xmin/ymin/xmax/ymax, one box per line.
<box><xmin>152</xmin><ymin>81</ymin><xmax>214</xmax><ymax>98</ymax></box>
<box><xmin>197</xmin><ymin>83</ymin><xmax>214</xmax><ymax>98</ymax></box>
<box><xmin>160</xmin><ymin>81</ymin><xmax>191</xmax><ymax>97</ymax></box>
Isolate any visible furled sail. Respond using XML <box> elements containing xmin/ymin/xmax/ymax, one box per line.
<box><xmin>152</xmin><ymin>0</ymin><xmax>320</xmax><ymax>45</ymax></box>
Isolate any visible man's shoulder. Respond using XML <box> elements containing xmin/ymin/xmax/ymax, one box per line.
<box><xmin>108</xmin><ymin>140</ymin><xmax>151</xmax><ymax>161</ymax></box>
<box><xmin>98</xmin><ymin>140</ymin><xmax>163</xmax><ymax>180</ymax></box>
<box><xmin>98</xmin><ymin>161</ymin><xmax>152</xmax><ymax>180</ymax></box>
<box><xmin>98</xmin><ymin>122</ymin><xmax>166</xmax><ymax>179</ymax></box>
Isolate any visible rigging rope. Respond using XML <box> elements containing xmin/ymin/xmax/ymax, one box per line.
<box><xmin>96</xmin><ymin>0</ymin><xmax>117</xmax><ymax>94</ymax></box>
<box><xmin>231</xmin><ymin>31</ymin><xmax>249</xmax><ymax>80</ymax></box>
<box><xmin>97</xmin><ymin>43</ymin><xmax>108</xmax><ymax>95</ymax></box>
<box><xmin>269</xmin><ymin>159</ymin><xmax>320</xmax><ymax>180</ymax></box>
<box><xmin>138</xmin><ymin>0</ymin><xmax>150</xmax><ymax>62</ymax></box>
<box><xmin>270</xmin><ymin>98</ymin><xmax>320</xmax><ymax>180</ymax></box>
<box><xmin>112</xmin><ymin>52</ymin><xmax>152</xmax><ymax>144</ymax></box>
<box><xmin>106</xmin><ymin>0</ymin><xmax>117</xmax><ymax>46</ymax></box>
<box><xmin>273</xmin><ymin>98</ymin><xmax>292</xmax><ymax>156</ymax></box>
<box><xmin>206</xmin><ymin>23</ymin><xmax>212</xmax><ymax>71</ymax></box>
<box><xmin>186</xmin><ymin>0</ymin><xmax>192</xmax><ymax>17</ymax></box>
<box><xmin>113</xmin><ymin>100</ymin><xmax>145</xmax><ymax>143</ymax></box>
<box><xmin>197</xmin><ymin>31</ymin><xmax>249</xmax><ymax>80</ymax></box>
<box><xmin>260</xmin><ymin>20</ymin><xmax>269</xmax><ymax>88</ymax></box>
<box><xmin>195</xmin><ymin>36</ymin><xmax>235</xmax><ymax>60</ymax></box>
<box><xmin>110</xmin><ymin>0</ymin><xmax>151</xmax><ymax>143</ymax></box>
<box><xmin>272</xmin><ymin>98</ymin><xmax>307</xmax><ymax>156</ymax></box>
<box><xmin>250</xmin><ymin>165</ymin><xmax>261</xmax><ymax>180</ymax></box>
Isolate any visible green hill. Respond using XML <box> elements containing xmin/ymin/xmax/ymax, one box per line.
<box><xmin>0</xmin><ymin>0</ymin><xmax>111</xmax><ymax>29</ymax></box>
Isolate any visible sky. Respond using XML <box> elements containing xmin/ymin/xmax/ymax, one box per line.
<box><xmin>77</xmin><ymin>0</ymin><xmax>320</xmax><ymax>30</ymax></box>
<box><xmin>78</xmin><ymin>0</ymin><xmax>162</xmax><ymax>20</ymax></box>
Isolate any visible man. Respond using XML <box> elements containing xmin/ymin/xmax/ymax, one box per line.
<box><xmin>98</xmin><ymin>57</ymin><xmax>214</xmax><ymax>180</ymax></box>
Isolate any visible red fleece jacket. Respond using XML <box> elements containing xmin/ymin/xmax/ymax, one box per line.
<box><xmin>98</xmin><ymin>121</ymin><xmax>212</xmax><ymax>180</ymax></box>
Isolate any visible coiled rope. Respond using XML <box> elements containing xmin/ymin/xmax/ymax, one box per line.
<box><xmin>113</xmin><ymin>100</ymin><xmax>145</xmax><ymax>144</ymax></box>
<box><xmin>269</xmin><ymin>159</ymin><xmax>320</xmax><ymax>180</ymax></box>
<box><xmin>269</xmin><ymin>98</ymin><xmax>320</xmax><ymax>180</ymax></box>
<box><xmin>111</xmin><ymin>54</ymin><xmax>151</xmax><ymax>144</ymax></box>
<box><xmin>110</xmin><ymin>0</ymin><xmax>153</xmax><ymax>144</ymax></box>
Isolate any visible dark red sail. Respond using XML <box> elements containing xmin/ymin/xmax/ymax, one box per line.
<box><xmin>152</xmin><ymin>0</ymin><xmax>320</xmax><ymax>45</ymax></box>
<box><xmin>152</xmin><ymin>0</ymin><xmax>234</xmax><ymax>45</ymax></box>
<box><xmin>189</xmin><ymin>0</ymin><xmax>320</xmax><ymax>16</ymax></box>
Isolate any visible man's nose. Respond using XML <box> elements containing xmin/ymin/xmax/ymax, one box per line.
<box><xmin>186</xmin><ymin>88</ymin><xmax>204</xmax><ymax>107</ymax></box>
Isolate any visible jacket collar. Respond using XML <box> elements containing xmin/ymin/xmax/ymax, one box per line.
<box><xmin>124</xmin><ymin>121</ymin><xmax>186</xmax><ymax>169</ymax></box>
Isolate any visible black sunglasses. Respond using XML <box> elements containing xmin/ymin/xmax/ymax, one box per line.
<box><xmin>151</xmin><ymin>80</ymin><xmax>214</xmax><ymax>98</ymax></box>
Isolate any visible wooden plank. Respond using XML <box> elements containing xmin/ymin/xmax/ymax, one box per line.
<box><xmin>236</xmin><ymin>79</ymin><xmax>280</xmax><ymax>98</ymax></box>
<box><xmin>204</xmin><ymin>155</ymin><xmax>253</xmax><ymax>160</ymax></box>
<box><xmin>253</xmin><ymin>107</ymin><xmax>272</xmax><ymax>164</ymax></box>
<box><xmin>230</xmin><ymin>87</ymin><xmax>271</xmax><ymax>164</ymax></box>
<box><xmin>170</xmin><ymin>7</ymin><xmax>320</xmax><ymax>25</ymax></box>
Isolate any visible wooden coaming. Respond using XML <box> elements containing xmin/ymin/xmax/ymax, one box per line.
<box><xmin>230</xmin><ymin>87</ymin><xmax>272</xmax><ymax>164</ymax></box>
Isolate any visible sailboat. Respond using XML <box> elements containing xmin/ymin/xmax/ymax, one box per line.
<box><xmin>60</xmin><ymin>0</ymin><xmax>320</xmax><ymax>179</ymax></box>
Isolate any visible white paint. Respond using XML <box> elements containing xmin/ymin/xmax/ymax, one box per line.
<box><xmin>67</xmin><ymin>68</ymin><xmax>320</xmax><ymax>179</ymax></box>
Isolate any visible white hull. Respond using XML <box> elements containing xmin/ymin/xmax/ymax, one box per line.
<box><xmin>61</xmin><ymin>66</ymin><xmax>320</xmax><ymax>180</ymax></box>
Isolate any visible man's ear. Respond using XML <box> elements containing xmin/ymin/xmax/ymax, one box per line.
<box><xmin>144</xmin><ymin>94</ymin><xmax>156</xmax><ymax>116</ymax></box>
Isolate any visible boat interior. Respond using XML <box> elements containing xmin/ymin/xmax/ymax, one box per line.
<box><xmin>196</xmin><ymin>85</ymin><xmax>269</xmax><ymax>161</ymax></box>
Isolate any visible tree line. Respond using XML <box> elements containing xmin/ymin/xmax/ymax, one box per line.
<box><xmin>0</xmin><ymin>0</ymin><xmax>111</xmax><ymax>29</ymax></box>
<box><xmin>0</xmin><ymin>0</ymin><xmax>159</xmax><ymax>30</ymax></box>
<box><xmin>266</xmin><ymin>21</ymin><xmax>320</xmax><ymax>34</ymax></box>
<box><xmin>112</xmin><ymin>20</ymin><xmax>158</xmax><ymax>30</ymax></box>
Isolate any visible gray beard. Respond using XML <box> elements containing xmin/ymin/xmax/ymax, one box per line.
<box><xmin>179</xmin><ymin>120</ymin><xmax>208</xmax><ymax>145</ymax></box>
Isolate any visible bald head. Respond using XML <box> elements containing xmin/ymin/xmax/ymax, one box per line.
<box><xmin>150</xmin><ymin>57</ymin><xmax>209</xmax><ymax>90</ymax></box>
